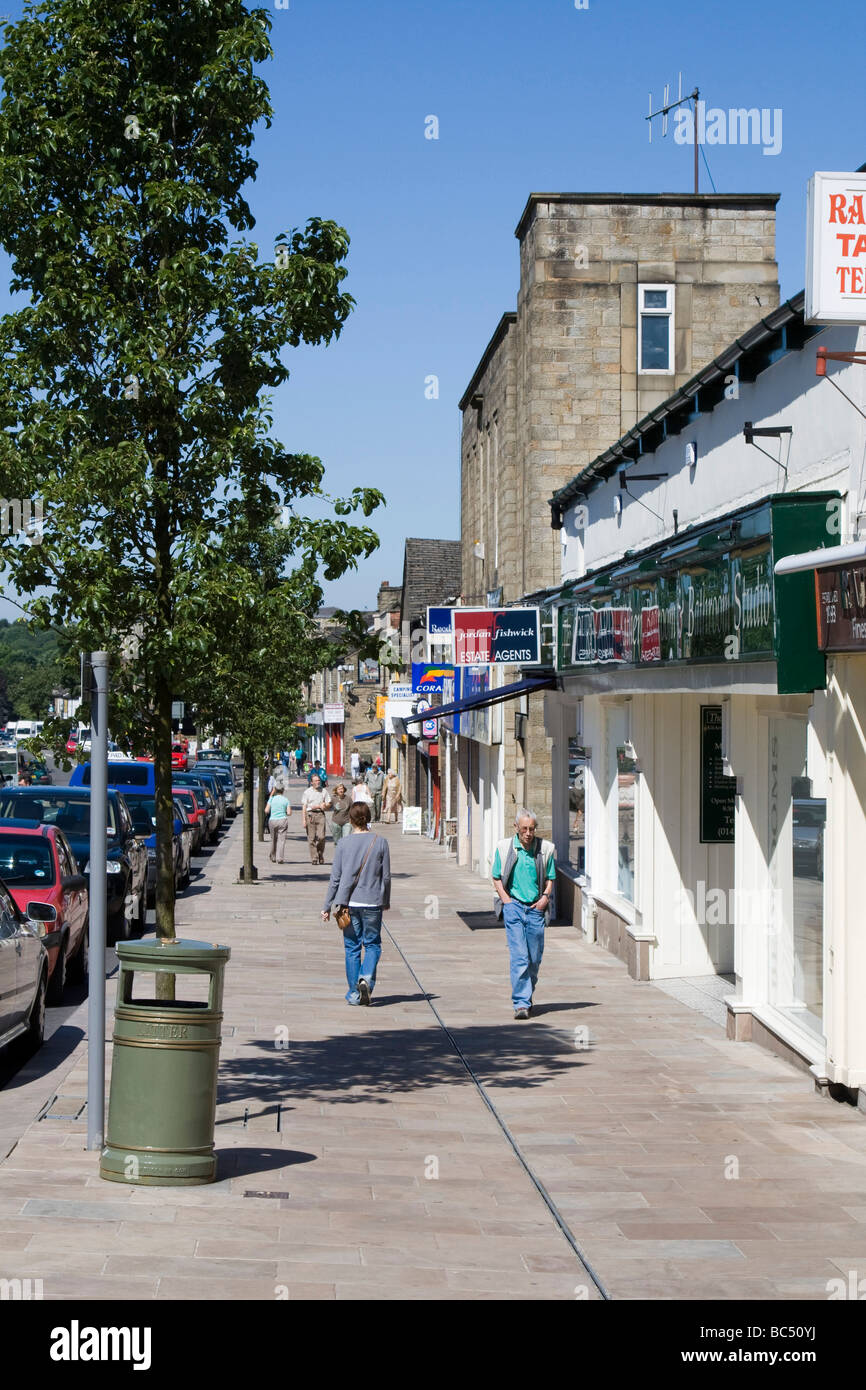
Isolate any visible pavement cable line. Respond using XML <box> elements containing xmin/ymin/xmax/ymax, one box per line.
<box><xmin>382</xmin><ymin>922</ymin><xmax>612</xmax><ymax>1301</ymax></box>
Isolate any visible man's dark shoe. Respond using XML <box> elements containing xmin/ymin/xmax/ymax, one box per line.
<box><xmin>514</xmin><ymin>1008</ymin><xmax>530</xmax><ymax>1020</ymax></box>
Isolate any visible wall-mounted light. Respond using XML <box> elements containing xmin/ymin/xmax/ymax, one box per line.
<box><xmin>685</xmin><ymin>440</ymin><xmax>698</xmax><ymax>469</ymax></box>
<box><xmin>613</xmin><ymin>494</ymin><xmax>622</xmax><ymax>518</ymax></box>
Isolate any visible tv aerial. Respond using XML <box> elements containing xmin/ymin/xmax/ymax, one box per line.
<box><xmin>647</xmin><ymin>72</ymin><xmax>701</xmax><ymax>194</ymax></box>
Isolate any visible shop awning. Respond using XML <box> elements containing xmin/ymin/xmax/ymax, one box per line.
<box><xmin>404</xmin><ymin>674</ymin><xmax>558</xmax><ymax>724</ymax></box>
<box><xmin>353</xmin><ymin>729</ymin><xmax>383</xmax><ymax>741</ymax></box>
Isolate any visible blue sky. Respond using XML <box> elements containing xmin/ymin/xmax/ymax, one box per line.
<box><xmin>2</xmin><ymin>0</ymin><xmax>866</xmax><ymax>620</ymax></box>
<box><xmin>255</xmin><ymin>0</ymin><xmax>865</xmax><ymax>609</ymax></box>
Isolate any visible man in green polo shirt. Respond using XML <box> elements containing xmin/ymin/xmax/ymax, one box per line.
<box><xmin>492</xmin><ymin>810</ymin><xmax>556</xmax><ymax>1020</ymax></box>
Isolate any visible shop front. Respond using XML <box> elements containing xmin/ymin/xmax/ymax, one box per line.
<box><xmin>545</xmin><ymin>493</ymin><xmax>836</xmax><ymax>1073</ymax></box>
<box><xmin>322</xmin><ymin>703</ymin><xmax>345</xmax><ymax>777</ymax></box>
<box><xmin>771</xmin><ymin>544</ymin><xmax>866</xmax><ymax>1105</ymax></box>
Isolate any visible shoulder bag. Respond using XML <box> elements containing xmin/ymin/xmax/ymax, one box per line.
<box><xmin>335</xmin><ymin>835</ymin><xmax>378</xmax><ymax>931</ymax></box>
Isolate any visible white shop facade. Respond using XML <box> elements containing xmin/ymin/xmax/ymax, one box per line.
<box><xmin>543</xmin><ymin>294</ymin><xmax>866</xmax><ymax>1094</ymax></box>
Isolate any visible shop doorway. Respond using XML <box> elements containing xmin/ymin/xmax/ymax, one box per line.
<box><xmin>768</xmin><ymin>716</ymin><xmax>825</xmax><ymax>1036</ymax></box>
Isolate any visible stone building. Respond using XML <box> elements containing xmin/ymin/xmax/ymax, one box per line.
<box><xmin>304</xmin><ymin>596</ymin><xmax>395</xmax><ymax>776</ymax></box>
<box><xmin>395</xmin><ymin>538</ymin><xmax>461</xmax><ymax>820</ymax></box>
<box><xmin>457</xmin><ymin>191</ymin><xmax>781</xmax><ymax>866</ymax></box>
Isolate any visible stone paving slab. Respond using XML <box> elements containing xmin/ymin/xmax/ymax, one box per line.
<box><xmin>0</xmin><ymin>780</ymin><xmax>865</xmax><ymax>1300</ymax></box>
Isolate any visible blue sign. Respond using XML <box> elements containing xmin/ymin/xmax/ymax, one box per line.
<box><xmin>440</xmin><ymin>669</ymin><xmax>461</xmax><ymax>735</ymax></box>
<box><xmin>412</xmin><ymin>662</ymin><xmax>455</xmax><ymax>694</ymax></box>
<box><xmin>427</xmin><ymin>606</ymin><xmax>453</xmax><ymax>640</ymax></box>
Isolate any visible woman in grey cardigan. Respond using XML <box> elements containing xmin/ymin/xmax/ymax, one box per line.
<box><xmin>321</xmin><ymin>802</ymin><xmax>391</xmax><ymax>1005</ymax></box>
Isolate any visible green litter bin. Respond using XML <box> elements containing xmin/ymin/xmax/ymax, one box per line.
<box><xmin>100</xmin><ymin>937</ymin><xmax>231</xmax><ymax>1186</ymax></box>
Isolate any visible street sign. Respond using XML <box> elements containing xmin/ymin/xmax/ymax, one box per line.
<box><xmin>427</xmin><ymin>607</ymin><xmax>453</xmax><ymax>640</ymax></box>
<box><xmin>806</xmin><ymin>171</ymin><xmax>866</xmax><ymax>324</ymax></box>
<box><xmin>699</xmin><ymin>706</ymin><xmax>736</xmax><ymax>844</ymax></box>
<box><xmin>412</xmin><ymin>662</ymin><xmax>455</xmax><ymax>694</ymax></box>
<box><xmin>388</xmin><ymin>682</ymin><xmax>413</xmax><ymax>699</ymax></box>
<box><xmin>815</xmin><ymin>565</ymin><xmax>866</xmax><ymax>650</ymax></box>
<box><xmin>453</xmin><ymin>608</ymin><xmax>541</xmax><ymax>665</ymax></box>
<box><xmin>402</xmin><ymin>806</ymin><xmax>423</xmax><ymax>835</ymax></box>
<box><xmin>422</xmin><ymin>718</ymin><xmax>438</xmax><ymax>739</ymax></box>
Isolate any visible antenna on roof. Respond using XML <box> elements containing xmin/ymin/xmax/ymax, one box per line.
<box><xmin>647</xmin><ymin>72</ymin><xmax>700</xmax><ymax>194</ymax></box>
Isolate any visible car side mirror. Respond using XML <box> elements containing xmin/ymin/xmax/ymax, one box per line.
<box><xmin>26</xmin><ymin>900</ymin><xmax>57</xmax><ymax>922</ymax></box>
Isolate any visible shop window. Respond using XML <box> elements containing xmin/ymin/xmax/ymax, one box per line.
<box><xmin>607</xmin><ymin>705</ymin><xmax>636</xmax><ymax>903</ymax></box>
<box><xmin>567</xmin><ymin>735</ymin><xmax>587</xmax><ymax>874</ymax></box>
<box><xmin>768</xmin><ymin>719</ymin><xmax>824</xmax><ymax>1034</ymax></box>
<box><xmin>638</xmin><ymin>284</ymin><xmax>675</xmax><ymax>374</ymax></box>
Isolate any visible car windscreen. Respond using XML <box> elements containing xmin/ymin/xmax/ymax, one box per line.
<box><xmin>0</xmin><ymin>835</ymin><xmax>55</xmax><ymax>886</ymax></box>
<box><xmin>126</xmin><ymin>798</ymin><xmax>157</xmax><ymax>834</ymax></box>
<box><xmin>173</xmin><ymin>791</ymin><xmax>196</xmax><ymax>813</ymax></box>
<box><xmin>0</xmin><ymin>793</ymin><xmax>118</xmax><ymax>836</ymax></box>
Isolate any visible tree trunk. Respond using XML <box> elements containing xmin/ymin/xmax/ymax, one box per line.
<box><xmin>242</xmin><ymin>746</ymin><xmax>255</xmax><ymax>882</ymax></box>
<box><xmin>257</xmin><ymin>755</ymin><xmax>267</xmax><ymax>842</ymax></box>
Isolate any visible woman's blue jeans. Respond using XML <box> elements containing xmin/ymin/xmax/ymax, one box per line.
<box><xmin>343</xmin><ymin>907</ymin><xmax>383</xmax><ymax>1002</ymax></box>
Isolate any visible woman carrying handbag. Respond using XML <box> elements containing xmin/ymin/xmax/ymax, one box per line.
<box><xmin>322</xmin><ymin>803</ymin><xmax>391</xmax><ymax>1006</ymax></box>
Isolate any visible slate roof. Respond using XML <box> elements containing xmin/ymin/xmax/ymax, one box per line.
<box><xmin>400</xmin><ymin>539</ymin><xmax>462</xmax><ymax>625</ymax></box>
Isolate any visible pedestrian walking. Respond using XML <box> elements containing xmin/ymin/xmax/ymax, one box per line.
<box><xmin>350</xmin><ymin>749</ymin><xmax>361</xmax><ymax>783</ymax></box>
<box><xmin>307</xmin><ymin>758</ymin><xmax>327</xmax><ymax>787</ymax></box>
<box><xmin>321</xmin><ymin>802</ymin><xmax>391</xmax><ymax>1006</ymax></box>
<box><xmin>381</xmin><ymin>770</ymin><xmax>403</xmax><ymax>823</ymax></box>
<box><xmin>492</xmin><ymin>810</ymin><xmax>556</xmax><ymax>1020</ymax></box>
<box><xmin>330</xmin><ymin>783</ymin><xmax>352</xmax><ymax>845</ymax></box>
<box><xmin>265</xmin><ymin>785</ymin><xmax>292</xmax><ymax>863</ymax></box>
<box><xmin>302</xmin><ymin>774</ymin><xmax>331</xmax><ymax>864</ymax></box>
<box><xmin>352</xmin><ymin>780</ymin><xmax>373</xmax><ymax>808</ymax></box>
<box><xmin>294</xmin><ymin>744</ymin><xmax>305</xmax><ymax>778</ymax></box>
<box><xmin>365</xmin><ymin>761</ymin><xmax>385</xmax><ymax>820</ymax></box>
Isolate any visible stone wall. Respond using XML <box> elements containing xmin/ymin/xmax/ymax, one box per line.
<box><xmin>459</xmin><ymin>192</ymin><xmax>780</xmax><ymax>861</ymax></box>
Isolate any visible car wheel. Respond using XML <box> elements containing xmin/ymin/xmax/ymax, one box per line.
<box><xmin>46</xmin><ymin>937</ymin><xmax>67</xmax><ymax>1006</ymax></box>
<box><xmin>69</xmin><ymin>927</ymin><xmax>89</xmax><ymax>985</ymax></box>
<box><xmin>26</xmin><ymin>970</ymin><xmax>47</xmax><ymax>1054</ymax></box>
<box><xmin>108</xmin><ymin>903</ymin><xmax>130</xmax><ymax>944</ymax></box>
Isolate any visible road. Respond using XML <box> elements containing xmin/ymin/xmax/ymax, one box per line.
<box><xmin>0</xmin><ymin>749</ymin><xmax>225</xmax><ymax>1087</ymax></box>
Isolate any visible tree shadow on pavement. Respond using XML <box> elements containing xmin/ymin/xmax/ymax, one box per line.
<box><xmin>217</xmin><ymin>1016</ymin><xmax>596</xmax><ymax>1108</ymax></box>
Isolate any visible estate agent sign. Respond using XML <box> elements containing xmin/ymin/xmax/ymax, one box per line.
<box><xmin>453</xmin><ymin>608</ymin><xmax>541</xmax><ymax>666</ymax></box>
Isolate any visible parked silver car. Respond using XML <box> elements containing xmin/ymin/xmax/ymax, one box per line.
<box><xmin>0</xmin><ymin>879</ymin><xmax>50</xmax><ymax>1056</ymax></box>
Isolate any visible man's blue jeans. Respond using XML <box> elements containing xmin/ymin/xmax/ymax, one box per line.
<box><xmin>502</xmin><ymin>901</ymin><xmax>545</xmax><ymax>1009</ymax></box>
<box><xmin>343</xmin><ymin>907</ymin><xmax>383</xmax><ymax>1002</ymax></box>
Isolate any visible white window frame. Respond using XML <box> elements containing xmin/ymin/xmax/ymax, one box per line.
<box><xmin>638</xmin><ymin>283</ymin><xmax>676</xmax><ymax>375</ymax></box>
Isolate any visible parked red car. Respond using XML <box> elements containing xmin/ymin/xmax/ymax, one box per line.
<box><xmin>171</xmin><ymin>786</ymin><xmax>206</xmax><ymax>853</ymax></box>
<box><xmin>0</xmin><ymin>821</ymin><xmax>89</xmax><ymax>1003</ymax></box>
<box><xmin>171</xmin><ymin>741</ymin><xmax>189</xmax><ymax>772</ymax></box>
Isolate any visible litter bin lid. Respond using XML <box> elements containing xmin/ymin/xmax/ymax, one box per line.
<box><xmin>116</xmin><ymin>937</ymin><xmax>231</xmax><ymax>963</ymax></box>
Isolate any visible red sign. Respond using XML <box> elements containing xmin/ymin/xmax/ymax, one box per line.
<box><xmin>453</xmin><ymin>611</ymin><xmax>495</xmax><ymax>664</ymax></box>
<box><xmin>452</xmin><ymin>608</ymin><xmax>541</xmax><ymax>665</ymax></box>
<box><xmin>640</xmin><ymin>606</ymin><xmax>661</xmax><ymax>662</ymax></box>
<box><xmin>815</xmin><ymin>566</ymin><xmax>866</xmax><ymax>650</ymax></box>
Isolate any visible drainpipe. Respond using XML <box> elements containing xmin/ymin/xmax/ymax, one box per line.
<box><xmin>583</xmin><ymin>891</ymin><xmax>598</xmax><ymax>943</ymax></box>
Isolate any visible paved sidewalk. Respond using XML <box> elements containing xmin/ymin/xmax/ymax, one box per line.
<box><xmin>1</xmin><ymin>785</ymin><xmax>866</xmax><ymax>1300</ymax></box>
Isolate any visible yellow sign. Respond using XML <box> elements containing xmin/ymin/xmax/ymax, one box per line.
<box><xmin>376</xmin><ymin>695</ymin><xmax>387</xmax><ymax>719</ymax></box>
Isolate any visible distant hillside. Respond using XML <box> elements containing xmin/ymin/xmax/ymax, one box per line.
<box><xmin>0</xmin><ymin>620</ymin><xmax>75</xmax><ymax>721</ymax></box>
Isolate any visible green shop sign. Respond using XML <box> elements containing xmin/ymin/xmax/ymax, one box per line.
<box><xmin>556</xmin><ymin>495</ymin><xmax>837</xmax><ymax>694</ymax></box>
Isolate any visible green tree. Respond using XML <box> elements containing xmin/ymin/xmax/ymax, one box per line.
<box><xmin>192</xmin><ymin>516</ymin><xmax>376</xmax><ymax>883</ymax></box>
<box><xmin>0</xmin><ymin>0</ymin><xmax>382</xmax><ymax>938</ymax></box>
